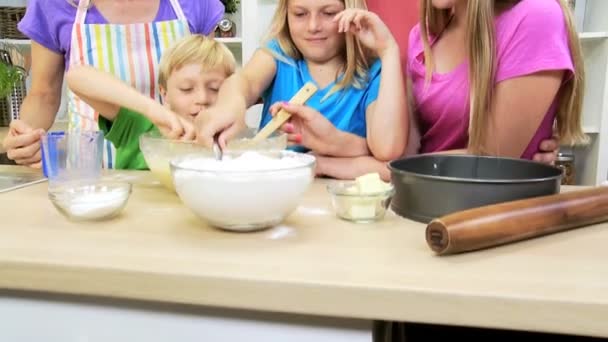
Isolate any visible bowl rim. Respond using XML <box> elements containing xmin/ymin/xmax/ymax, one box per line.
<box><xmin>139</xmin><ymin>129</ymin><xmax>286</xmax><ymax>143</ymax></box>
<box><xmin>326</xmin><ymin>181</ymin><xmax>395</xmax><ymax>197</ymax></box>
<box><xmin>388</xmin><ymin>154</ymin><xmax>562</xmax><ymax>184</ymax></box>
<box><xmin>170</xmin><ymin>150</ymin><xmax>316</xmax><ymax>174</ymax></box>
<box><xmin>48</xmin><ymin>180</ymin><xmax>132</xmax><ymax>199</ymax></box>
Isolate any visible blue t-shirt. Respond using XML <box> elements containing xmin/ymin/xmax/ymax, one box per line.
<box><xmin>260</xmin><ymin>40</ymin><xmax>381</xmax><ymax>150</ymax></box>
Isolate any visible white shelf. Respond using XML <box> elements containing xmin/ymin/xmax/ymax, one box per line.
<box><xmin>579</xmin><ymin>32</ymin><xmax>608</xmax><ymax>40</ymax></box>
<box><xmin>584</xmin><ymin>126</ymin><xmax>600</xmax><ymax>134</ymax></box>
<box><xmin>215</xmin><ymin>37</ymin><xmax>243</xmax><ymax>45</ymax></box>
<box><xmin>0</xmin><ymin>38</ymin><xmax>31</xmax><ymax>46</ymax></box>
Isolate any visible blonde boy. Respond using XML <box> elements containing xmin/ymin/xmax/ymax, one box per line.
<box><xmin>67</xmin><ymin>35</ymin><xmax>236</xmax><ymax>169</ymax></box>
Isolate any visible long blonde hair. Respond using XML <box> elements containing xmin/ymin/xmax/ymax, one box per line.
<box><xmin>265</xmin><ymin>0</ymin><xmax>375</xmax><ymax>93</ymax></box>
<box><xmin>419</xmin><ymin>0</ymin><xmax>587</xmax><ymax>154</ymax></box>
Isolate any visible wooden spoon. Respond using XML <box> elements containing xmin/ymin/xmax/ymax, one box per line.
<box><xmin>248</xmin><ymin>82</ymin><xmax>318</xmax><ymax>145</ymax></box>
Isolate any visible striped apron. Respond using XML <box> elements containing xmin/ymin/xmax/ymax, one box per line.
<box><xmin>66</xmin><ymin>0</ymin><xmax>191</xmax><ymax>168</ymax></box>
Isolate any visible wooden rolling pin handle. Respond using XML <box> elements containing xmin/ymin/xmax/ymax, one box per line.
<box><xmin>426</xmin><ymin>187</ymin><xmax>608</xmax><ymax>255</ymax></box>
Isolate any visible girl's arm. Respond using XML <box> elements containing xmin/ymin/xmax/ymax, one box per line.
<box><xmin>336</xmin><ymin>9</ymin><xmax>409</xmax><ymax>161</ymax></box>
<box><xmin>316</xmin><ymin>155</ymin><xmax>390</xmax><ymax>181</ymax></box>
<box><xmin>365</xmin><ymin>44</ymin><xmax>408</xmax><ymax>161</ymax></box>
<box><xmin>479</xmin><ymin>70</ymin><xmax>564</xmax><ymax>157</ymax></box>
<box><xmin>66</xmin><ymin>65</ymin><xmax>193</xmax><ymax>140</ymax></box>
<box><xmin>195</xmin><ymin>49</ymin><xmax>278</xmax><ymax>148</ymax></box>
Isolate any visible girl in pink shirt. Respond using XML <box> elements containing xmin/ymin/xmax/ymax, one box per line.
<box><xmin>409</xmin><ymin>0</ymin><xmax>586</xmax><ymax>160</ymax></box>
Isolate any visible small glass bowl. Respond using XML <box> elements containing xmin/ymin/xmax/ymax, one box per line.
<box><xmin>327</xmin><ymin>181</ymin><xmax>395</xmax><ymax>223</ymax></box>
<box><xmin>48</xmin><ymin>181</ymin><xmax>132</xmax><ymax>221</ymax></box>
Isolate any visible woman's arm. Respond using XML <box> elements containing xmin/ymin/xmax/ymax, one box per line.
<box><xmin>19</xmin><ymin>42</ymin><xmax>64</xmax><ymax>130</ymax></box>
<box><xmin>1</xmin><ymin>42</ymin><xmax>64</xmax><ymax>167</ymax></box>
<box><xmin>195</xmin><ymin>49</ymin><xmax>278</xmax><ymax>148</ymax></box>
<box><xmin>66</xmin><ymin>65</ymin><xmax>194</xmax><ymax>140</ymax></box>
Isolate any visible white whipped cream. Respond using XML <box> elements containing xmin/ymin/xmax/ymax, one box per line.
<box><xmin>177</xmin><ymin>151</ymin><xmax>309</xmax><ymax>172</ymax></box>
<box><xmin>172</xmin><ymin>151</ymin><xmax>315</xmax><ymax>230</ymax></box>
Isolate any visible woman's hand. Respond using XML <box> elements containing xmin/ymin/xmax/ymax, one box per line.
<box><xmin>270</xmin><ymin>102</ymin><xmax>339</xmax><ymax>155</ymax></box>
<box><xmin>2</xmin><ymin>119</ymin><xmax>45</xmax><ymax>168</ymax></box>
<box><xmin>334</xmin><ymin>9</ymin><xmax>397</xmax><ymax>58</ymax></box>
<box><xmin>533</xmin><ymin>136</ymin><xmax>560</xmax><ymax>165</ymax></box>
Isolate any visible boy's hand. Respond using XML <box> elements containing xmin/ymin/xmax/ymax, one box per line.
<box><xmin>146</xmin><ymin>105</ymin><xmax>195</xmax><ymax>141</ymax></box>
<box><xmin>334</xmin><ymin>9</ymin><xmax>398</xmax><ymax>59</ymax></box>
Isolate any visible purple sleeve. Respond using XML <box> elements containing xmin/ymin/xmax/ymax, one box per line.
<box><xmin>495</xmin><ymin>0</ymin><xmax>574</xmax><ymax>83</ymax></box>
<box><xmin>180</xmin><ymin>0</ymin><xmax>224</xmax><ymax>35</ymax></box>
<box><xmin>17</xmin><ymin>0</ymin><xmax>71</xmax><ymax>55</ymax></box>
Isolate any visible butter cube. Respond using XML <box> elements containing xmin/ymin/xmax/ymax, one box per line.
<box><xmin>355</xmin><ymin>173</ymin><xmax>390</xmax><ymax>194</ymax></box>
<box><xmin>348</xmin><ymin>198</ymin><xmax>378</xmax><ymax>220</ymax></box>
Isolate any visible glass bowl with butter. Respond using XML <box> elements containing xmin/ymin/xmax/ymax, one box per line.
<box><xmin>327</xmin><ymin>173</ymin><xmax>395</xmax><ymax>223</ymax></box>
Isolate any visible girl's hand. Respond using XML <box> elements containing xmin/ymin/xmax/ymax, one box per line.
<box><xmin>195</xmin><ymin>103</ymin><xmax>246</xmax><ymax>149</ymax></box>
<box><xmin>533</xmin><ymin>136</ymin><xmax>560</xmax><ymax>165</ymax></box>
<box><xmin>334</xmin><ymin>9</ymin><xmax>397</xmax><ymax>59</ymax></box>
<box><xmin>269</xmin><ymin>102</ymin><xmax>338</xmax><ymax>155</ymax></box>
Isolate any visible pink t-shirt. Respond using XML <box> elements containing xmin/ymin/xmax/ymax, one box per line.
<box><xmin>407</xmin><ymin>0</ymin><xmax>574</xmax><ymax>159</ymax></box>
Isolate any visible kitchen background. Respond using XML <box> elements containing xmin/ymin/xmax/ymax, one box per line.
<box><xmin>0</xmin><ymin>0</ymin><xmax>607</xmax><ymax>185</ymax></box>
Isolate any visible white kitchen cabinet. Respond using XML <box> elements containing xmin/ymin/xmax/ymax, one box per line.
<box><xmin>566</xmin><ymin>0</ymin><xmax>608</xmax><ymax>185</ymax></box>
<box><xmin>231</xmin><ymin>0</ymin><xmax>278</xmax><ymax>126</ymax></box>
<box><xmin>230</xmin><ymin>0</ymin><xmax>278</xmax><ymax>65</ymax></box>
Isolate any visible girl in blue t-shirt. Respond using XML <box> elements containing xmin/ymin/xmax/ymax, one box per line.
<box><xmin>196</xmin><ymin>0</ymin><xmax>408</xmax><ymax>174</ymax></box>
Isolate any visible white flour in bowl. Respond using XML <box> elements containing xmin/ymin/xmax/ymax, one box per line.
<box><xmin>172</xmin><ymin>151</ymin><xmax>315</xmax><ymax>231</ymax></box>
<box><xmin>49</xmin><ymin>183</ymin><xmax>131</xmax><ymax>220</ymax></box>
<box><xmin>67</xmin><ymin>191</ymin><xmax>127</xmax><ymax>219</ymax></box>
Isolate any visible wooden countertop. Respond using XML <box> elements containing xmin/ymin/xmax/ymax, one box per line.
<box><xmin>1</xmin><ymin>165</ymin><xmax>607</xmax><ymax>337</ymax></box>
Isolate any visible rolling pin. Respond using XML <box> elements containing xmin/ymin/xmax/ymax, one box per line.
<box><xmin>426</xmin><ymin>187</ymin><xmax>608</xmax><ymax>255</ymax></box>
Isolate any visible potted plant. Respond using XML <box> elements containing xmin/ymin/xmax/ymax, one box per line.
<box><xmin>0</xmin><ymin>62</ymin><xmax>20</xmax><ymax>99</ymax></box>
<box><xmin>0</xmin><ymin>62</ymin><xmax>21</xmax><ymax>125</ymax></box>
<box><xmin>220</xmin><ymin>0</ymin><xmax>240</xmax><ymax>14</ymax></box>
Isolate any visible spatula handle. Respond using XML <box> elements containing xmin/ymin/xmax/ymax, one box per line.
<box><xmin>251</xmin><ymin>82</ymin><xmax>318</xmax><ymax>143</ymax></box>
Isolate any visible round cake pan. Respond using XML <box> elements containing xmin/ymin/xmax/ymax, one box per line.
<box><xmin>388</xmin><ymin>155</ymin><xmax>562</xmax><ymax>223</ymax></box>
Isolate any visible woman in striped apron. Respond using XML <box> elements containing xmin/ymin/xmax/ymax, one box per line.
<box><xmin>5</xmin><ymin>0</ymin><xmax>223</xmax><ymax>167</ymax></box>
